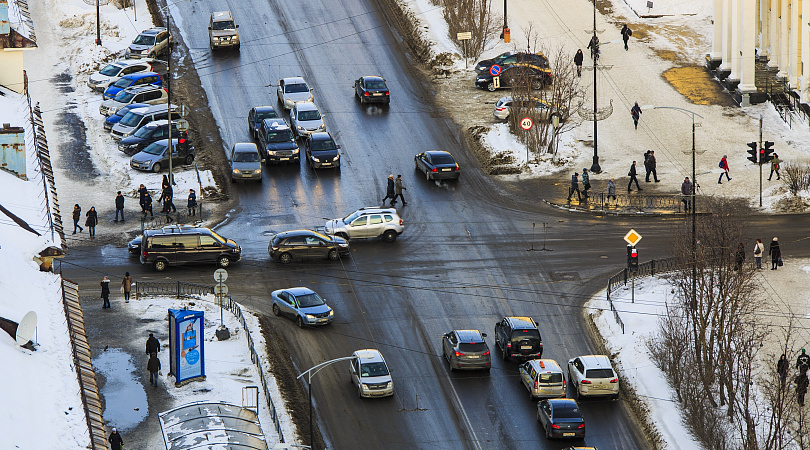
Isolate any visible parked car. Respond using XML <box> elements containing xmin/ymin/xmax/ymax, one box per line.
<box><xmin>139</xmin><ymin>226</ymin><xmax>241</xmax><ymax>271</ymax></box>
<box><xmin>414</xmin><ymin>150</ymin><xmax>460</xmax><ymax>181</ymax></box>
<box><xmin>118</xmin><ymin>120</ymin><xmax>180</xmax><ymax>155</ymax></box>
<box><xmin>567</xmin><ymin>355</ymin><xmax>619</xmax><ymax>400</ymax></box>
<box><xmin>290</xmin><ymin>102</ymin><xmax>326</xmax><ymax>138</ymax></box>
<box><xmin>247</xmin><ymin>106</ymin><xmax>281</xmax><ymax>139</ymax></box>
<box><xmin>441</xmin><ymin>329</ymin><xmax>491</xmax><ymax>371</ymax></box>
<box><xmin>229</xmin><ymin>143</ymin><xmax>263</xmax><ymax>183</ymax></box>
<box><xmin>323</xmin><ymin>207</ymin><xmax>402</xmax><ymax>242</ymax></box>
<box><xmin>276</xmin><ymin>76</ymin><xmax>314</xmax><ymax>110</ymax></box>
<box><xmin>519</xmin><ymin>359</ymin><xmax>566</xmax><ymax>399</ymax></box>
<box><xmin>209</xmin><ymin>10</ymin><xmax>240</xmax><ymax>50</ymax></box>
<box><xmin>475</xmin><ymin>63</ymin><xmax>552</xmax><ymax>92</ymax></box>
<box><xmin>350</xmin><ymin>349</ymin><xmax>394</xmax><ymax>398</ymax></box>
<box><xmin>267</xmin><ymin>230</ymin><xmax>349</xmax><ymax>264</ymax></box>
<box><xmin>354</xmin><ymin>76</ymin><xmax>390</xmax><ymax>104</ymax></box>
<box><xmin>111</xmin><ymin>103</ymin><xmax>179</xmax><ymax>141</ymax></box>
<box><xmin>102</xmin><ymin>72</ymin><xmax>162</xmax><ymax>100</ymax></box>
<box><xmin>271</xmin><ymin>287</ymin><xmax>334</xmax><ymax>328</ymax></box>
<box><xmin>303</xmin><ymin>132</ymin><xmax>339</xmax><ymax>170</ymax></box>
<box><xmin>87</xmin><ymin>59</ymin><xmax>153</xmax><ymax>92</ymax></box>
<box><xmin>130</xmin><ymin>138</ymin><xmax>195</xmax><ymax>173</ymax></box>
<box><xmin>493</xmin><ymin>96</ymin><xmax>570</xmax><ymax>122</ymax></box>
<box><xmin>125</xmin><ymin>27</ymin><xmax>169</xmax><ymax>59</ymax></box>
<box><xmin>475</xmin><ymin>51</ymin><xmax>549</xmax><ymax>74</ymax></box>
<box><xmin>494</xmin><ymin>316</ymin><xmax>543</xmax><ymax>361</ymax></box>
<box><xmin>99</xmin><ymin>84</ymin><xmax>168</xmax><ymax>116</ymax></box>
<box><xmin>104</xmin><ymin>102</ymin><xmax>150</xmax><ymax>131</ymax></box>
<box><xmin>537</xmin><ymin>399</ymin><xmax>586</xmax><ymax>440</ymax></box>
<box><xmin>257</xmin><ymin>119</ymin><xmax>299</xmax><ymax>163</ymax></box>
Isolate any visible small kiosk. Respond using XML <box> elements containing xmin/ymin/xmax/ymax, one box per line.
<box><xmin>168</xmin><ymin>309</ymin><xmax>206</xmax><ymax>386</ymax></box>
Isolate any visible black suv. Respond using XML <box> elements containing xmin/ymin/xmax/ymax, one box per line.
<box><xmin>257</xmin><ymin>119</ymin><xmax>299</xmax><ymax>163</ymax></box>
<box><xmin>495</xmin><ymin>316</ymin><xmax>543</xmax><ymax>361</ymax></box>
<box><xmin>139</xmin><ymin>226</ymin><xmax>241</xmax><ymax>271</ymax></box>
<box><xmin>118</xmin><ymin>120</ymin><xmax>181</xmax><ymax>156</ymax></box>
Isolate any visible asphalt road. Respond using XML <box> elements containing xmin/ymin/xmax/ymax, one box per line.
<box><xmin>60</xmin><ymin>0</ymin><xmax>810</xmax><ymax>449</ymax></box>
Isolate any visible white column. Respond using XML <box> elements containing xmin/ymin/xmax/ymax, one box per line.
<box><xmin>712</xmin><ymin>0</ymin><xmax>725</xmax><ymax>60</ymax></box>
<box><xmin>730</xmin><ymin>0</ymin><xmax>742</xmax><ymax>81</ymax></box>
<box><xmin>769</xmin><ymin>0</ymin><xmax>781</xmax><ymax>69</ymax></box>
<box><xmin>790</xmin><ymin>0</ymin><xmax>800</xmax><ymax>87</ymax></box>
<box><xmin>778</xmin><ymin>0</ymin><xmax>789</xmax><ymax>77</ymax></box>
<box><xmin>802</xmin><ymin>0</ymin><xmax>810</xmax><ymax>101</ymax></box>
<box><xmin>739</xmin><ymin>0</ymin><xmax>758</xmax><ymax>96</ymax></box>
<box><xmin>721</xmin><ymin>0</ymin><xmax>734</xmax><ymax>71</ymax></box>
<box><xmin>760</xmin><ymin>0</ymin><xmax>770</xmax><ymax>57</ymax></box>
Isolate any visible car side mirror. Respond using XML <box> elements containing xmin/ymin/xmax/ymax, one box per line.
<box><xmin>208</xmin><ymin>26</ymin><xmax>212</xmax><ymax>30</ymax></box>
<box><xmin>336</xmin><ymin>145</ymin><xmax>341</xmax><ymax>149</ymax></box>
<box><xmin>481</xmin><ymin>333</ymin><xmax>487</xmax><ymax>338</ymax></box>
<box><xmin>236</xmin><ymin>24</ymin><xmax>240</xmax><ymax>28</ymax></box>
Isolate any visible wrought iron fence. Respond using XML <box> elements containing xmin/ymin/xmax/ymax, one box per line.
<box><xmin>565</xmin><ymin>191</ymin><xmax>695</xmax><ymax>213</ymax></box>
<box><xmin>605</xmin><ymin>258</ymin><xmax>678</xmax><ymax>334</ymax></box>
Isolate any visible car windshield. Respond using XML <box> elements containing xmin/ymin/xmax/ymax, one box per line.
<box><xmin>256</xmin><ymin>110</ymin><xmax>279</xmax><ymax>121</ymax></box>
<box><xmin>458</xmin><ymin>343</ymin><xmax>487</xmax><ymax>352</ymax></box>
<box><xmin>360</xmin><ymin>362</ymin><xmax>389</xmax><ymax>378</ymax></box>
<box><xmin>133</xmin><ymin>34</ymin><xmax>156</xmax><ymax>45</ymax></box>
<box><xmin>430</xmin><ymin>153</ymin><xmax>455</xmax><ymax>165</ymax></box>
<box><xmin>297</xmin><ymin>110</ymin><xmax>321</xmax><ymax>121</ymax></box>
<box><xmin>114</xmin><ymin>90</ymin><xmax>137</xmax><ymax>103</ymax></box>
<box><xmin>233</xmin><ymin>151</ymin><xmax>260</xmax><ymax>162</ymax></box>
<box><xmin>133</xmin><ymin>126</ymin><xmax>155</xmax><ymax>138</ymax></box>
<box><xmin>266</xmin><ymin>130</ymin><xmax>293</xmax><ymax>143</ymax></box>
<box><xmin>342</xmin><ymin>211</ymin><xmax>362</xmax><ymax>223</ymax></box>
<box><xmin>296</xmin><ymin>293</ymin><xmax>325</xmax><ymax>308</ymax></box>
<box><xmin>210</xmin><ymin>230</ymin><xmax>227</xmax><ymax>244</ymax></box>
<box><xmin>538</xmin><ymin>373</ymin><xmax>564</xmax><ymax>383</ymax></box>
<box><xmin>285</xmin><ymin>83</ymin><xmax>309</xmax><ymax>93</ymax></box>
<box><xmin>553</xmin><ymin>405</ymin><xmax>581</xmax><ymax>419</ymax></box>
<box><xmin>310</xmin><ymin>139</ymin><xmax>336</xmax><ymax>151</ymax></box>
<box><xmin>142</xmin><ymin>142</ymin><xmax>167</xmax><ymax>156</ymax></box>
<box><xmin>212</xmin><ymin>20</ymin><xmax>235</xmax><ymax>30</ymax></box>
<box><xmin>99</xmin><ymin>64</ymin><xmax>122</xmax><ymax>76</ymax></box>
<box><xmin>120</xmin><ymin>112</ymin><xmax>145</xmax><ymax>127</ymax></box>
<box><xmin>365</xmin><ymin>80</ymin><xmax>386</xmax><ymax>89</ymax></box>
<box><xmin>112</xmin><ymin>77</ymin><xmax>134</xmax><ymax>88</ymax></box>
<box><xmin>585</xmin><ymin>369</ymin><xmax>615</xmax><ymax>378</ymax></box>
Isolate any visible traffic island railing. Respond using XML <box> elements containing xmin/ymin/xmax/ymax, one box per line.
<box><xmin>140</xmin><ymin>206</ymin><xmax>207</xmax><ymax>233</ymax></box>
<box><xmin>563</xmin><ymin>191</ymin><xmax>698</xmax><ymax>213</ymax></box>
<box><xmin>135</xmin><ymin>281</ymin><xmax>214</xmax><ymax>300</ymax></box>
<box><xmin>605</xmin><ymin>258</ymin><xmax>678</xmax><ymax>333</ymax></box>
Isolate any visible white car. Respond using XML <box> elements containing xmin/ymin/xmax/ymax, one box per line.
<box><xmin>324</xmin><ymin>207</ymin><xmax>403</xmax><ymax>242</ymax></box>
<box><xmin>99</xmin><ymin>84</ymin><xmax>168</xmax><ymax>116</ymax></box>
<box><xmin>350</xmin><ymin>349</ymin><xmax>393</xmax><ymax>398</ymax></box>
<box><xmin>567</xmin><ymin>355</ymin><xmax>619</xmax><ymax>400</ymax></box>
<box><xmin>87</xmin><ymin>60</ymin><xmax>153</xmax><ymax>92</ymax></box>
<box><xmin>290</xmin><ymin>102</ymin><xmax>325</xmax><ymax>138</ymax></box>
<box><xmin>276</xmin><ymin>76</ymin><xmax>313</xmax><ymax>110</ymax></box>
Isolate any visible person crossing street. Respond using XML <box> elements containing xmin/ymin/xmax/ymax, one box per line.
<box><xmin>627</xmin><ymin>161</ymin><xmax>642</xmax><ymax>192</ymax></box>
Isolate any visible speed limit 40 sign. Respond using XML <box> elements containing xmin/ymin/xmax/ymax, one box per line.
<box><xmin>520</xmin><ymin>117</ymin><xmax>533</xmax><ymax>130</ymax></box>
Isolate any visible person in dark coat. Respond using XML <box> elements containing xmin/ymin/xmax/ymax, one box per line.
<box><xmin>797</xmin><ymin>348</ymin><xmax>810</xmax><ymax>373</ymax></box>
<box><xmin>108</xmin><ymin>428</ymin><xmax>124</xmax><ymax>450</ymax></box>
<box><xmin>381</xmin><ymin>174</ymin><xmax>396</xmax><ymax>205</ymax></box>
<box><xmin>162</xmin><ymin>185</ymin><xmax>176</xmax><ymax>213</ymax></box>
<box><xmin>138</xmin><ymin>184</ymin><xmax>148</xmax><ymax>213</ymax></box>
<box><xmin>100</xmin><ymin>276</ymin><xmax>111</xmax><ymax>309</ymax></box>
<box><xmin>72</xmin><ymin>204</ymin><xmax>84</xmax><ymax>234</ymax></box>
<box><xmin>567</xmin><ymin>172</ymin><xmax>581</xmax><ymax>202</ymax></box>
<box><xmin>627</xmin><ymin>161</ymin><xmax>642</xmax><ymax>192</ymax></box>
<box><xmin>114</xmin><ymin>191</ymin><xmax>125</xmax><ymax>222</ymax></box>
<box><xmin>162</xmin><ymin>174</ymin><xmax>170</xmax><ymax>191</ymax></box>
<box><xmin>85</xmin><ymin>206</ymin><xmax>98</xmax><ymax>237</ymax></box>
<box><xmin>146</xmin><ymin>333</ymin><xmax>160</xmax><ymax>355</ymax></box>
<box><xmin>631</xmin><ymin>102</ymin><xmax>642</xmax><ymax>129</ymax></box>
<box><xmin>681</xmin><ymin>177</ymin><xmax>692</xmax><ymax>212</ymax></box>
<box><xmin>147</xmin><ymin>352</ymin><xmax>161</xmax><ymax>387</ymax></box>
<box><xmin>778</xmin><ymin>353</ymin><xmax>789</xmax><ymax>386</ymax></box>
<box><xmin>798</xmin><ymin>371</ymin><xmax>809</xmax><ymax>407</ymax></box>
<box><xmin>643</xmin><ymin>150</ymin><xmax>651</xmax><ymax>181</ymax></box>
<box><xmin>188</xmin><ymin>189</ymin><xmax>197</xmax><ymax>216</ymax></box>
<box><xmin>574</xmin><ymin>49</ymin><xmax>584</xmax><ymax>77</ymax></box>
<box><xmin>646</xmin><ymin>151</ymin><xmax>659</xmax><ymax>182</ymax></box>
<box><xmin>581</xmin><ymin>168</ymin><xmax>591</xmax><ymax>199</ymax></box>
<box><xmin>769</xmin><ymin>237</ymin><xmax>781</xmax><ymax>270</ymax></box>
<box><xmin>587</xmin><ymin>34</ymin><xmax>600</xmax><ymax>61</ymax></box>
<box><xmin>393</xmin><ymin>175</ymin><xmax>407</xmax><ymax>205</ymax></box>
<box><xmin>143</xmin><ymin>192</ymin><xmax>154</xmax><ymax>218</ymax></box>
<box><xmin>733</xmin><ymin>242</ymin><xmax>745</xmax><ymax>271</ymax></box>
<box><xmin>621</xmin><ymin>24</ymin><xmax>632</xmax><ymax>50</ymax></box>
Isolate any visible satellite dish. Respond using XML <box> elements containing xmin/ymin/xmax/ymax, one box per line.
<box><xmin>16</xmin><ymin>311</ymin><xmax>37</xmax><ymax>347</ymax></box>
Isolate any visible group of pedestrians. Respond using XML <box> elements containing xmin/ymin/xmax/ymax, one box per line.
<box><xmin>732</xmin><ymin>237</ymin><xmax>782</xmax><ymax>271</ymax></box>
<box><xmin>777</xmin><ymin>349</ymin><xmax>810</xmax><ymax>407</ymax></box>
<box><xmin>382</xmin><ymin>174</ymin><xmax>407</xmax><ymax>206</ymax></box>
<box><xmin>100</xmin><ymin>272</ymin><xmax>134</xmax><ymax>309</ymax></box>
<box><xmin>574</xmin><ymin>24</ymin><xmax>633</xmax><ymax>76</ymax></box>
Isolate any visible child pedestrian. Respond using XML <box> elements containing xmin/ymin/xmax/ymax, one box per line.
<box><xmin>188</xmin><ymin>189</ymin><xmax>197</xmax><ymax>216</ymax></box>
<box><xmin>85</xmin><ymin>206</ymin><xmax>98</xmax><ymax>237</ymax></box>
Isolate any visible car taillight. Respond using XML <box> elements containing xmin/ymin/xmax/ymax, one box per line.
<box><xmin>385</xmin><ymin>91</ymin><xmax>389</xmax><ymax>95</ymax></box>
<box><xmin>534</xmin><ymin>380</ymin><xmax>538</xmax><ymax>389</ymax></box>
<box><xmin>454</xmin><ymin>164</ymin><xmax>459</xmax><ymax>170</ymax></box>
<box><xmin>142</xmin><ymin>250</ymin><xmax>147</xmax><ymax>258</ymax></box>
<box><xmin>455</xmin><ymin>351</ymin><xmax>464</xmax><ymax>357</ymax></box>
<box><xmin>482</xmin><ymin>351</ymin><xmax>490</xmax><ymax>356</ymax></box>
<box><xmin>610</xmin><ymin>378</ymin><xmax>618</xmax><ymax>383</ymax></box>
<box><xmin>495</xmin><ymin>107</ymin><xmax>505</xmax><ymax>111</ymax></box>
<box><xmin>578</xmin><ymin>423</ymin><xmax>585</xmax><ymax>429</ymax></box>
<box><xmin>506</xmin><ymin>342</ymin><xmax>511</xmax><ymax>348</ymax></box>
<box><xmin>563</xmin><ymin>380</ymin><xmax>567</xmax><ymax>389</ymax></box>
<box><xmin>582</xmin><ymin>379</ymin><xmax>592</xmax><ymax>384</ymax></box>
<box><xmin>431</xmin><ymin>167</ymin><xmax>438</xmax><ymax>172</ymax></box>
<box><xmin>399</xmin><ymin>219</ymin><xmax>403</xmax><ymax>226</ymax></box>
<box><xmin>551</xmin><ymin>424</ymin><xmax>560</xmax><ymax>429</ymax></box>
<box><xmin>164</xmin><ymin>88</ymin><xmax>168</xmax><ymax>93</ymax></box>
<box><xmin>364</xmin><ymin>92</ymin><xmax>369</xmax><ymax>96</ymax></box>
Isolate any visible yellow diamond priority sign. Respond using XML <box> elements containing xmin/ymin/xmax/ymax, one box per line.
<box><xmin>623</xmin><ymin>229</ymin><xmax>642</xmax><ymax>246</ymax></box>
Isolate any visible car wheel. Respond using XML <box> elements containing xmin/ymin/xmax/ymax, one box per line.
<box><xmin>327</xmin><ymin>249</ymin><xmax>339</xmax><ymax>261</ymax></box>
<box><xmin>545</xmin><ymin>423</ymin><xmax>552</xmax><ymax>440</ymax></box>
<box><xmin>258</xmin><ymin>176</ymin><xmax>263</xmax><ymax>183</ymax></box>
<box><xmin>297</xmin><ymin>316</ymin><xmax>304</xmax><ymax>328</ymax></box>
<box><xmin>382</xmin><ymin>230</ymin><xmax>397</xmax><ymax>243</ymax></box>
<box><xmin>152</xmin><ymin>162</ymin><xmax>162</xmax><ymax>173</ymax></box>
<box><xmin>357</xmin><ymin>385</ymin><xmax>364</xmax><ymax>398</ymax></box>
<box><xmin>185</xmin><ymin>155</ymin><xmax>194</xmax><ymax>165</ymax></box>
<box><xmin>154</xmin><ymin>260</ymin><xmax>167</xmax><ymax>271</ymax></box>
<box><xmin>217</xmin><ymin>255</ymin><xmax>230</xmax><ymax>268</ymax></box>
<box><xmin>426</xmin><ymin>170</ymin><xmax>431</xmax><ymax>181</ymax></box>
<box><xmin>487</xmin><ymin>82</ymin><xmax>496</xmax><ymax>92</ymax></box>
<box><xmin>279</xmin><ymin>252</ymin><xmax>292</xmax><ymax>264</ymax></box>
<box><xmin>501</xmin><ymin>345</ymin><xmax>508</xmax><ymax>361</ymax></box>
<box><xmin>231</xmin><ymin>176</ymin><xmax>235</xmax><ymax>183</ymax></box>
<box><xmin>336</xmin><ymin>232</ymin><xmax>349</xmax><ymax>240</ymax></box>
<box><xmin>531</xmin><ymin>79</ymin><xmax>544</xmax><ymax>90</ymax></box>
<box><xmin>272</xmin><ymin>304</ymin><xmax>280</xmax><ymax>316</ymax></box>
<box><xmin>449</xmin><ymin>363</ymin><xmax>456</xmax><ymax>372</ymax></box>
<box><xmin>612</xmin><ymin>393</ymin><xmax>620</xmax><ymax>401</ymax></box>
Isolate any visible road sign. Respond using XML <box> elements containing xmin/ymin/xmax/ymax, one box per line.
<box><xmin>457</xmin><ymin>32</ymin><xmax>472</xmax><ymax>40</ymax></box>
<box><xmin>214</xmin><ymin>284</ymin><xmax>229</xmax><ymax>296</ymax></box>
<box><xmin>623</xmin><ymin>229</ymin><xmax>642</xmax><ymax>246</ymax></box>
<box><xmin>490</xmin><ymin>64</ymin><xmax>502</xmax><ymax>76</ymax></box>
<box><xmin>493</xmin><ymin>76</ymin><xmax>500</xmax><ymax>89</ymax></box>
<box><xmin>180</xmin><ymin>104</ymin><xmax>190</xmax><ymax>117</ymax></box>
<box><xmin>213</xmin><ymin>268</ymin><xmax>228</xmax><ymax>283</ymax></box>
<box><xmin>520</xmin><ymin>117</ymin><xmax>533</xmax><ymax>130</ymax></box>
<box><xmin>176</xmin><ymin>119</ymin><xmax>190</xmax><ymax>132</ymax></box>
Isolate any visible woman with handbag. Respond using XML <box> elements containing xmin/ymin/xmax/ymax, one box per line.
<box><xmin>769</xmin><ymin>237</ymin><xmax>782</xmax><ymax>270</ymax></box>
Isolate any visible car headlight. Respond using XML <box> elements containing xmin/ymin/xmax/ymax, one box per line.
<box><xmin>254</xmin><ymin>169</ymin><xmax>262</xmax><ymax>174</ymax></box>
<box><xmin>333</xmin><ymin>154</ymin><xmax>340</xmax><ymax>161</ymax></box>
<box><xmin>141</xmin><ymin>49</ymin><xmax>150</xmax><ymax>54</ymax></box>
<box><xmin>233</xmin><ymin>169</ymin><xmax>241</xmax><ymax>174</ymax></box>
<box><xmin>312</xmin><ymin>157</ymin><xmax>320</xmax><ymax>162</ymax></box>
<box><xmin>297</xmin><ymin>125</ymin><xmax>304</xmax><ymax>130</ymax></box>
<box><xmin>292</xmin><ymin>148</ymin><xmax>299</xmax><ymax>154</ymax></box>
<box><xmin>328</xmin><ymin>310</ymin><xmax>334</xmax><ymax>317</ymax></box>
<box><xmin>318</xmin><ymin>124</ymin><xmax>325</xmax><ymax>130</ymax></box>
<box><xmin>361</xmin><ymin>383</ymin><xmax>369</xmax><ymax>390</ymax></box>
<box><xmin>338</xmin><ymin>242</ymin><xmax>349</xmax><ymax>248</ymax></box>
<box><xmin>305</xmin><ymin>314</ymin><xmax>315</xmax><ymax>320</ymax></box>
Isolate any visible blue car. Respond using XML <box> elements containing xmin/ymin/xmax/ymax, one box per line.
<box><xmin>104</xmin><ymin>103</ymin><xmax>150</xmax><ymax>130</ymax></box>
<box><xmin>102</xmin><ymin>72</ymin><xmax>162</xmax><ymax>100</ymax></box>
<box><xmin>271</xmin><ymin>287</ymin><xmax>334</xmax><ymax>328</ymax></box>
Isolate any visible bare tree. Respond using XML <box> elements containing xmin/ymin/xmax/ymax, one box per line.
<box><xmin>439</xmin><ymin>0</ymin><xmax>500</xmax><ymax>60</ymax></box>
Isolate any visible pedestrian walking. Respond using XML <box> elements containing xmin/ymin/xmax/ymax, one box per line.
<box><xmin>574</xmin><ymin>49</ymin><xmax>584</xmax><ymax>77</ymax></box>
<box><xmin>750</xmin><ymin>239</ymin><xmax>763</xmax><ymax>269</ymax></box>
<box><xmin>769</xmin><ymin>237</ymin><xmax>781</xmax><ymax>270</ymax></box>
<box><xmin>768</xmin><ymin>154</ymin><xmax>781</xmax><ymax>181</ymax></box>
<box><xmin>643</xmin><ymin>150</ymin><xmax>651</xmax><ymax>181</ymax></box>
<box><xmin>581</xmin><ymin>168</ymin><xmax>591</xmax><ymax>199</ymax></box>
<box><xmin>587</xmin><ymin>34</ymin><xmax>600</xmax><ymax>61</ymax></box>
<box><xmin>798</xmin><ymin>349</ymin><xmax>810</xmax><ymax>373</ymax></box>
<box><xmin>631</xmin><ymin>102</ymin><xmax>642</xmax><ymax>130</ymax></box>
<box><xmin>114</xmin><ymin>191</ymin><xmax>125</xmax><ymax>222</ymax></box>
<box><xmin>188</xmin><ymin>189</ymin><xmax>197</xmax><ymax>216</ymax></box>
<box><xmin>568</xmin><ymin>172</ymin><xmax>582</xmax><ymax>201</ymax></box>
<box><xmin>381</xmin><ymin>174</ymin><xmax>396</xmax><ymax>205</ymax></box>
<box><xmin>108</xmin><ymin>428</ymin><xmax>124</xmax><ymax>450</ymax></box>
<box><xmin>798</xmin><ymin>371</ymin><xmax>809</xmax><ymax>407</ymax></box>
<box><xmin>122</xmin><ymin>272</ymin><xmax>132</xmax><ymax>303</ymax></box>
<box><xmin>681</xmin><ymin>177</ymin><xmax>692</xmax><ymax>212</ymax></box>
<box><xmin>621</xmin><ymin>24</ymin><xmax>632</xmax><ymax>50</ymax></box>
<box><xmin>162</xmin><ymin>184</ymin><xmax>176</xmax><ymax>213</ymax></box>
<box><xmin>72</xmin><ymin>204</ymin><xmax>84</xmax><ymax>234</ymax></box>
<box><xmin>733</xmin><ymin>242</ymin><xmax>746</xmax><ymax>271</ymax></box>
<box><xmin>607</xmin><ymin>178</ymin><xmax>616</xmax><ymax>202</ymax></box>
<box><xmin>627</xmin><ymin>161</ymin><xmax>642</xmax><ymax>192</ymax></box>
<box><xmin>778</xmin><ymin>353</ymin><xmax>789</xmax><ymax>387</ymax></box>
<box><xmin>146</xmin><ymin>333</ymin><xmax>161</xmax><ymax>355</ymax></box>
<box><xmin>162</xmin><ymin>174</ymin><xmax>170</xmax><ymax>191</ymax></box>
<box><xmin>147</xmin><ymin>352</ymin><xmax>161</xmax><ymax>387</ymax></box>
<box><xmin>138</xmin><ymin>184</ymin><xmax>148</xmax><ymax>213</ymax></box>
<box><xmin>100</xmin><ymin>276</ymin><xmax>111</xmax><ymax>309</ymax></box>
<box><xmin>393</xmin><ymin>175</ymin><xmax>407</xmax><ymax>205</ymax></box>
<box><xmin>85</xmin><ymin>206</ymin><xmax>98</xmax><ymax>238</ymax></box>
<box><xmin>646</xmin><ymin>151</ymin><xmax>660</xmax><ymax>182</ymax></box>
<box><xmin>718</xmin><ymin>155</ymin><xmax>731</xmax><ymax>184</ymax></box>
<box><xmin>143</xmin><ymin>192</ymin><xmax>154</xmax><ymax>218</ymax></box>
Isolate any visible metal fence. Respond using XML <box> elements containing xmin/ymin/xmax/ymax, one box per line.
<box><xmin>135</xmin><ymin>281</ymin><xmax>214</xmax><ymax>300</ymax></box>
<box><xmin>565</xmin><ymin>191</ymin><xmax>696</xmax><ymax>213</ymax></box>
<box><xmin>605</xmin><ymin>258</ymin><xmax>678</xmax><ymax>333</ymax></box>
<box><xmin>140</xmin><ymin>206</ymin><xmax>207</xmax><ymax>233</ymax></box>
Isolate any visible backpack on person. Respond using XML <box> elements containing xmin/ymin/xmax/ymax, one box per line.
<box><xmin>719</xmin><ymin>160</ymin><xmax>724</xmax><ymax>168</ymax></box>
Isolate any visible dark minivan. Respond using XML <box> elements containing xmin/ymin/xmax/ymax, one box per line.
<box><xmin>495</xmin><ymin>316</ymin><xmax>543</xmax><ymax>361</ymax></box>
<box><xmin>140</xmin><ymin>226</ymin><xmax>241</xmax><ymax>271</ymax></box>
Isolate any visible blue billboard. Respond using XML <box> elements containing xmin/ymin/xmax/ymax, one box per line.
<box><xmin>168</xmin><ymin>309</ymin><xmax>205</xmax><ymax>386</ymax></box>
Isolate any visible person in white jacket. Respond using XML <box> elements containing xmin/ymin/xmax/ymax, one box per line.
<box><xmin>753</xmin><ymin>238</ymin><xmax>765</xmax><ymax>270</ymax></box>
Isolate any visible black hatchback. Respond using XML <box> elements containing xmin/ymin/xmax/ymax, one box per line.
<box><xmin>268</xmin><ymin>230</ymin><xmax>350</xmax><ymax>264</ymax></box>
<box><xmin>118</xmin><ymin>120</ymin><xmax>180</xmax><ymax>156</ymax></box>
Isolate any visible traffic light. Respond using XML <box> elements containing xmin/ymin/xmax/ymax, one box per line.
<box><xmin>746</xmin><ymin>142</ymin><xmax>758</xmax><ymax>164</ymax></box>
<box><xmin>761</xmin><ymin>141</ymin><xmax>775</xmax><ymax>164</ymax></box>
<box><xmin>177</xmin><ymin>131</ymin><xmax>189</xmax><ymax>153</ymax></box>
<box><xmin>627</xmin><ymin>245</ymin><xmax>639</xmax><ymax>271</ymax></box>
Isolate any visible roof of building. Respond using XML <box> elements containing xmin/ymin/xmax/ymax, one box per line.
<box><xmin>1</xmin><ymin>0</ymin><xmax>37</xmax><ymax>48</ymax></box>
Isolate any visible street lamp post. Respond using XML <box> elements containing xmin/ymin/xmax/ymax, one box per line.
<box><xmin>297</xmin><ymin>356</ymin><xmax>358</xmax><ymax>450</ymax></box>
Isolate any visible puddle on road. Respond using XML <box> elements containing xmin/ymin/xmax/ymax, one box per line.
<box><xmin>94</xmin><ymin>349</ymin><xmax>148</xmax><ymax>432</ymax></box>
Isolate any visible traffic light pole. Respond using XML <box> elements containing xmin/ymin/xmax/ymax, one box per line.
<box><xmin>759</xmin><ymin>116</ymin><xmax>763</xmax><ymax>207</ymax></box>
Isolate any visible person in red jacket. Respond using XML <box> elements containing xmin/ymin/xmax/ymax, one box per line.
<box><xmin>718</xmin><ymin>155</ymin><xmax>731</xmax><ymax>184</ymax></box>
